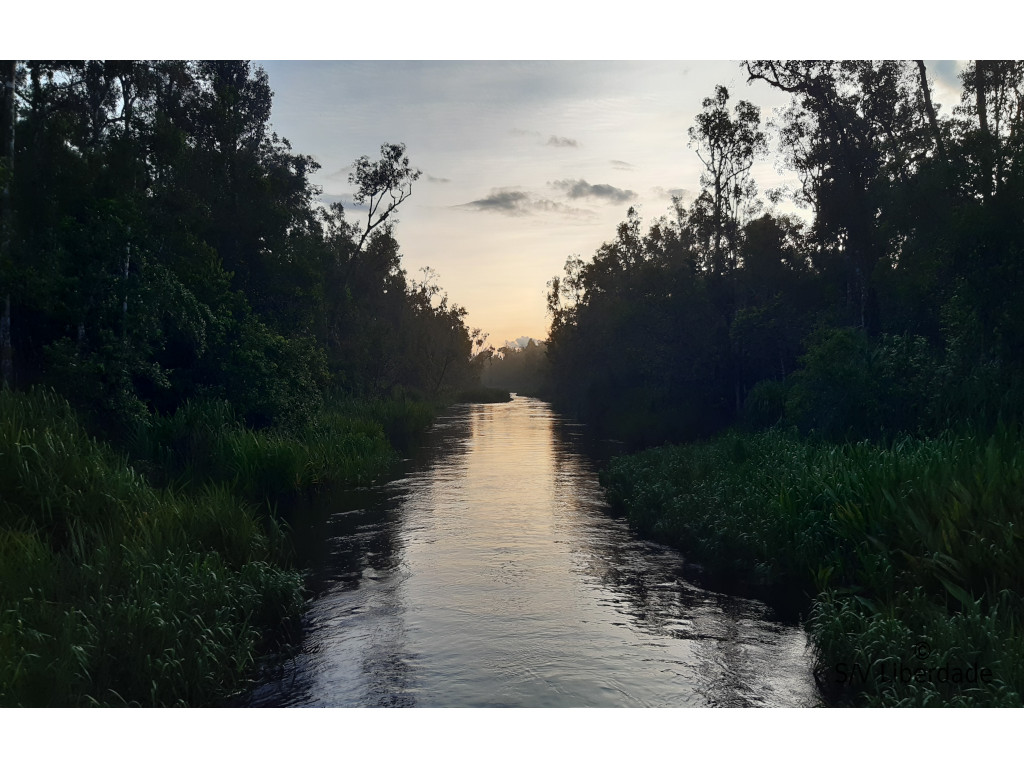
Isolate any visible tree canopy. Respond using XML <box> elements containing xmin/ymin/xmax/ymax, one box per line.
<box><xmin>546</xmin><ymin>61</ymin><xmax>1024</xmax><ymax>445</ymax></box>
<box><xmin>0</xmin><ymin>60</ymin><xmax>484</xmax><ymax>437</ymax></box>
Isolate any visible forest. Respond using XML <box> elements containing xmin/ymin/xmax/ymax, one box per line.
<box><xmin>0</xmin><ymin>60</ymin><xmax>487</xmax><ymax>705</ymax></box>
<box><xmin>3</xmin><ymin>59</ymin><xmax>1023</xmax><ymax>708</ymax></box>
<box><xmin>549</xmin><ymin>60</ymin><xmax>1024</xmax><ymax>705</ymax></box>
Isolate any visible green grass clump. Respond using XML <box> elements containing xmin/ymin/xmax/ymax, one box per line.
<box><xmin>327</xmin><ymin>396</ymin><xmax>436</xmax><ymax>453</ymax></box>
<box><xmin>601</xmin><ymin>427</ymin><xmax>1024</xmax><ymax>706</ymax></box>
<box><xmin>130</xmin><ymin>397</ymin><xmax>404</xmax><ymax>498</ymax></box>
<box><xmin>0</xmin><ymin>388</ymin><xmax>303</xmax><ymax>706</ymax></box>
<box><xmin>1</xmin><ymin>385</ymin><xmax>441</xmax><ymax>705</ymax></box>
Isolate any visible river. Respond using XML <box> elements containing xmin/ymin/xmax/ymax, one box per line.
<box><xmin>249</xmin><ymin>396</ymin><xmax>820</xmax><ymax>707</ymax></box>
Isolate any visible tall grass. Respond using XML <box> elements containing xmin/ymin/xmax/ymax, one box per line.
<box><xmin>1</xmin><ymin>388</ymin><xmax>440</xmax><ymax>704</ymax></box>
<box><xmin>0</xmin><ymin>388</ymin><xmax>303</xmax><ymax>706</ymax></box>
<box><xmin>601</xmin><ymin>427</ymin><xmax>1024</xmax><ymax>706</ymax></box>
<box><xmin>129</xmin><ymin>397</ymin><xmax>420</xmax><ymax>498</ymax></box>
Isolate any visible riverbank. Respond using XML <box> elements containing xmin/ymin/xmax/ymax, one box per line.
<box><xmin>0</xmin><ymin>388</ymin><xmax>436</xmax><ymax>706</ymax></box>
<box><xmin>600</xmin><ymin>427</ymin><xmax>1024</xmax><ymax>706</ymax></box>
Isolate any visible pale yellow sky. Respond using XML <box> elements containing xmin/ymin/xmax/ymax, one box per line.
<box><xmin>259</xmin><ymin>61</ymin><xmax>796</xmax><ymax>345</ymax></box>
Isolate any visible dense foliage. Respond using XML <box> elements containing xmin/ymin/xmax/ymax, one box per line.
<box><xmin>0</xmin><ymin>60</ymin><xmax>484</xmax><ymax>706</ymax></box>
<box><xmin>565</xmin><ymin>60</ymin><xmax>1024</xmax><ymax>706</ymax></box>
<box><xmin>0</xmin><ymin>60</ymin><xmax>485</xmax><ymax>437</ymax></box>
<box><xmin>0</xmin><ymin>388</ymin><xmax>304</xmax><ymax>705</ymax></box>
<box><xmin>602</xmin><ymin>428</ymin><xmax>1024</xmax><ymax>705</ymax></box>
<box><xmin>547</xmin><ymin>61</ymin><xmax>1024</xmax><ymax>446</ymax></box>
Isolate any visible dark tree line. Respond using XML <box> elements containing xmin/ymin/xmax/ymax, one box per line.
<box><xmin>546</xmin><ymin>60</ymin><xmax>1024</xmax><ymax>445</ymax></box>
<box><xmin>480</xmin><ymin>338</ymin><xmax>548</xmax><ymax>395</ymax></box>
<box><xmin>0</xmin><ymin>61</ymin><xmax>484</xmax><ymax>438</ymax></box>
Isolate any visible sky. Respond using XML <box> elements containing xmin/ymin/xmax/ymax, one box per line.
<box><xmin>256</xmin><ymin>60</ymin><xmax>965</xmax><ymax>348</ymax></box>
<box><xmin>10</xmin><ymin>1</ymin><xmax>988</xmax><ymax>349</ymax></box>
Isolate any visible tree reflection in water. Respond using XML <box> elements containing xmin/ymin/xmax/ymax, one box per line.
<box><xmin>249</xmin><ymin>398</ymin><xmax>819</xmax><ymax>707</ymax></box>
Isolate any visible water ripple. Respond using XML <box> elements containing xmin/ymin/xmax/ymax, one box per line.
<box><xmin>249</xmin><ymin>397</ymin><xmax>820</xmax><ymax>707</ymax></box>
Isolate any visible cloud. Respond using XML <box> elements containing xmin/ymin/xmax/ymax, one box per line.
<box><xmin>551</xmin><ymin>179</ymin><xmax>636</xmax><ymax>204</ymax></box>
<box><xmin>426</xmin><ymin>174</ymin><xmax>451</xmax><ymax>183</ymax></box>
<box><xmin>547</xmin><ymin>135</ymin><xmax>579</xmax><ymax>148</ymax></box>
<box><xmin>652</xmin><ymin>186</ymin><xmax>690</xmax><ymax>202</ymax></box>
<box><xmin>458</xmin><ymin>188</ymin><xmax>592</xmax><ymax>218</ymax></box>
<box><xmin>460</xmin><ymin>189</ymin><xmax>531</xmax><ymax>215</ymax></box>
<box><xmin>930</xmin><ymin>60</ymin><xmax>962</xmax><ymax>87</ymax></box>
<box><xmin>611</xmin><ymin>160</ymin><xmax>634</xmax><ymax>170</ymax></box>
<box><xmin>925</xmin><ymin>60</ymin><xmax>967</xmax><ymax>114</ymax></box>
<box><xmin>511</xmin><ymin>130</ymin><xmax>579</xmax><ymax>148</ymax></box>
<box><xmin>504</xmin><ymin>336</ymin><xmax>540</xmax><ymax>349</ymax></box>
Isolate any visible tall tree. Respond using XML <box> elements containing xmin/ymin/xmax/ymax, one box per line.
<box><xmin>956</xmin><ymin>60</ymin><xmax>1024</xmax><ymax>202</ymax></box>
<box><xmin>745</xmin><ymin>60</ymin><xmax>928</xmax><ymax>335</ymax></box>
<box><xmin>688</xmin><ymin>85</ymin><xmax>765</xmax><ymax>278</ymax></box>
<box><xmin>915</xmin><ymin>60</ymin><xmax>948</xmax><ymax>167</ymax></box>
<box><xmin>688</xmin><ymin>85</ymin><xmax>766</xmax><ymax>413</ymax></box>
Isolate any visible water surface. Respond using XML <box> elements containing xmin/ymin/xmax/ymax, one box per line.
<box><xmin>250</xmin><ymin>397</ymin><xmax>819</xmax><ymax>707</ymax></box>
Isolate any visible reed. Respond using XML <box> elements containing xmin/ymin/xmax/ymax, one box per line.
<box><xmin>0</xmin><ymin>388</ymin><xmax>303</xmax><ymax>706</ymax></box>
<box><xmin>129</xmin><ymin>397</ymin><xmax>405</xmax><ymax>498</ymax></box>
<box><xmin>601</xmin><ymin>426</ymin><xmax>1024</xmax><ymax>705</ymax></box>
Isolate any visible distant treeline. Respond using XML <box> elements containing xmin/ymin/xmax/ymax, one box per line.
<box><xmin>0</xmin><ymin>60</ymin><xmax>485</xmax><ymax>439</ymax></box>
<box><xmin>546</xmin><ymin>61</ymin><xmax>1024</xmax><ymax>445</ymax></box>
<box><xmin>480</xmin><ymin>339</ymin><xmax>548</xmax><ymax>396</ymax></box>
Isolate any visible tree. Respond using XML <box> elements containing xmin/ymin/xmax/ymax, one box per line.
<box><xmin>915</xmin><ymin>60</ymin><xmax>948</xmax><ymax>167</ymax></box>
<box><xmin>955</xmin><ymin>60</ymin><xmax>1024</xmax><ymax>203</ymax></box>
<box><xmin>349</xmin><ymin>142</ymin><xmax>421</xmax><ymax>252</ymax></box>
<box><xmin>688</xmin><ymin>85</ymin><xmax>766</xmax><ymax>278</ymax></box>
<box><xmin>745</xmin><ymin>60</ymin><xmax>931</xmax><ymax>335</ymax></box>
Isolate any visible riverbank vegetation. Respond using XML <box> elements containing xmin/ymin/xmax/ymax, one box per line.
<box><xmin>0</xmin><ymin>60</ymin><xmax>486</xmax><ymax>705</ymax></box>
<box><xmin>548</xmin><ymin>61</ymin><xmax>1024</xmax><ymax>705</ymax></box>
<box><xmin>0</xmin><ymin>387</ymin><xmax>303</xmax><ymax>705</ymax></box>
<box><xmin>602</xmin><ymin>429</ymin><xmax>1024</xmax><ymax>705</ymax></box>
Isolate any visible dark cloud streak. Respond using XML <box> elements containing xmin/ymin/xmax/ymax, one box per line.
<box><xmin>652</xmin><ymin>186</ymin><xmax>690</xmax><ymax>202</ymax></box>
<box><xmin>552</xmin><ymin>178</ymin><xmax>636</xmax><ymax>204</ymax></box>
<box><xmin>458</xmin><ymin>188</ymin><xmax>592</xmax><ymax>219</ymax></box>
<box><xmin>547</xmin><ymin>135</ymin><xmax>579</xmax><ymax>148</ymax></box>
<box><xmin>462</xmin><ymin>190</ymin><xmax>532</xmax><ymax>215</ymax></box>
<box><xmin>325</xmin><ymin>165</ymin><xmax>354</xmax><ymax>181</ymax></box>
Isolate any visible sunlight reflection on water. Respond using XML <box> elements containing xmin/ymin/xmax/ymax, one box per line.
<box><xmin>249</xmin><ymin>397</ymin><xmax>820</xmax><ymax>707</ymax></box>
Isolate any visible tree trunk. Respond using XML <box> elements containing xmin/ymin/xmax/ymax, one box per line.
<box><xmin>122</xmin><ymin>237</ymin><xmax>130</xmax><ymax>341</ymax></box>
<box><xmin>975</xmin><ymin>61</ymin><xmax>994</xmax><ymax>202</ymax></box>
<box><xmin>915</xmin><ymin>60</ymin><xmax>947</xmax><ymax>166</ymax></box>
